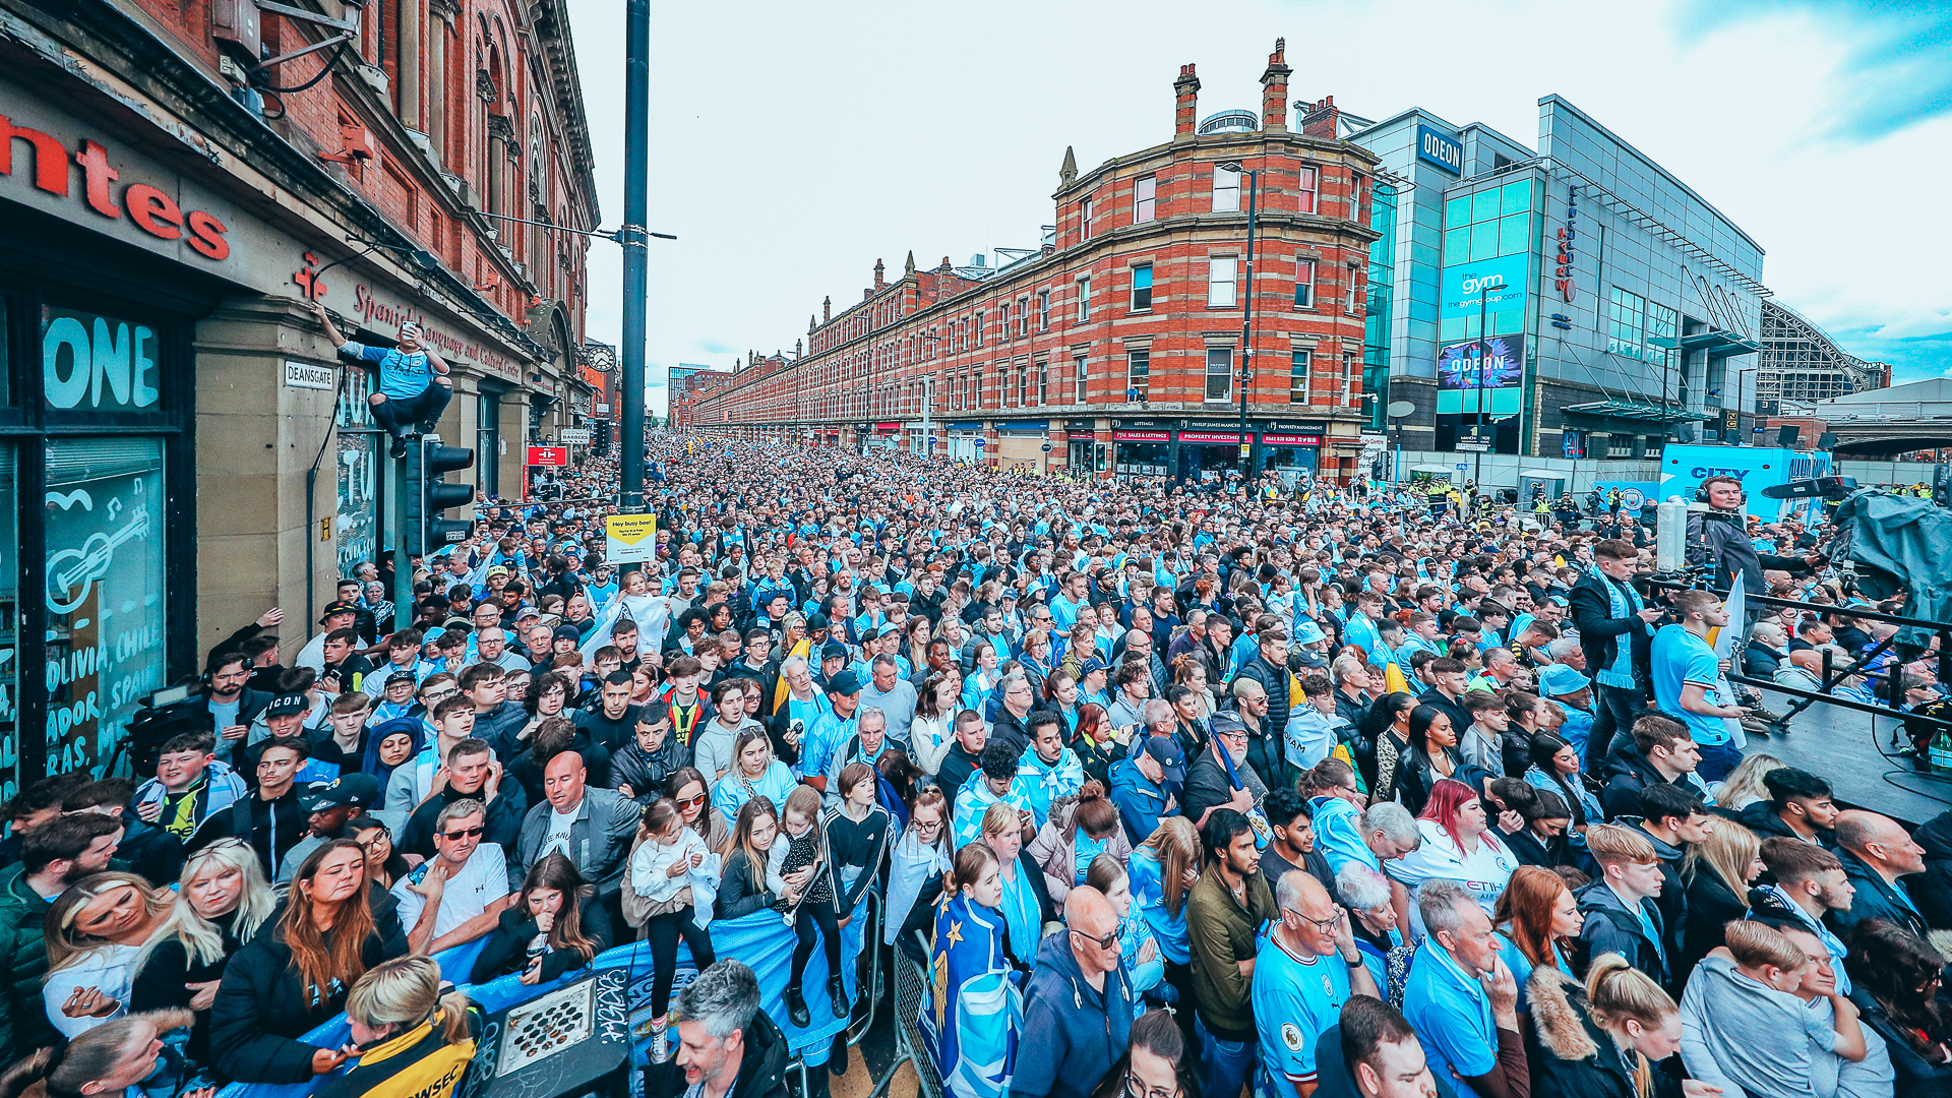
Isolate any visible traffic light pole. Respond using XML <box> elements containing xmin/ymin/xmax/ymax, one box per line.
<box><xmin>390</xmin><ymin>450</ymin><xmax>416</xmax><ymax>631</ymax></box>
<box><xmin>617</xmin><ymin>0</ymin><xmax>650</xmax><ymax>514</ymax></box>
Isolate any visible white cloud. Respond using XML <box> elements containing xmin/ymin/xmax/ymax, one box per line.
<box><xmin>562</xmin><ymin>0</ymin><xmax>1951</xmax><ymax>412</ymax></box>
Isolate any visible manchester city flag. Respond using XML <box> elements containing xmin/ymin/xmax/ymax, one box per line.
<box><xmin>921</xmin><ymin>891</ymin><xmax>1024</xmax><ymax>1098</ymax></box>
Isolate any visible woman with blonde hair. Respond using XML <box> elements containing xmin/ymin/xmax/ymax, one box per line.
<box><xmin>210</xmin><ymin>838</ymin><xmax>405</xmax><ymax>1084</ymax></box>
<box><xmin>175</xmin><ymin>836</ymin><xmax>278</xmax><ymax>946</ymax></box>
<box><xmin>1678</xmin><ymin>816</ymin><xmax>1763</xmax><ymax>972</ymax></box>
<box><xmin>1713</xmin><ymin>752</ymin><xmax>1785</xmax><ymax>811</ymax></box>
<box><xmin>315</xmin><ymin>955</ymin><xmax>480</xmax><ymax>1098</ymax></box>
<box><xmin>133</xmin><ymin>848</ymin><xmax>251</xmax><ymax>1064</ymax></box>
<box><xmin>42</xmin><ymin>873</ymin><xmax>180</xmax><ymax>1039</ymax></box>
<box><xmin>1527</xmin><ymin>954</ymin><xmax>1696</xmax><ymax>1098</ymax></box>
<box><xmin>0</xmin><ymin>1007</ymin><xmax>198</xmax><ymax>1098</ymax></box>
<box><xmin>1126</xmin><ymin>816</ymin><xmax>1200</xmax><ymax>1014</ymax></box>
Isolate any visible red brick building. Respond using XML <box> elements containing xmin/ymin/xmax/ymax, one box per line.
<box><xmin>0</xmin><ymin>0</ymin><xmax>598</xmax><ymax>790</ymax></box>
<box><xmin>693</xmin><ymin>42</ymin><xmax>1380</xmax><ymax>482</ymax></box>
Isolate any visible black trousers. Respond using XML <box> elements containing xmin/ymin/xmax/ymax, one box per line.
<box><xmin>369</xmin><ymin>380</ymin><xmax>453</xmax><ymax>438</ymax></box>
<box><xmin>1586</xmin><ymin>681</ymin><xmax>1642</xmax><ymax>770</ymax></box>
<box><xmin>791</xmin><ymin>900</ymin><xmax>843</xmax><ymax>987</ymax></box>
<box><xmin>645</xmin><ymin>905</ymin><xmax>715</xmax><ymax>1016</ymax></box>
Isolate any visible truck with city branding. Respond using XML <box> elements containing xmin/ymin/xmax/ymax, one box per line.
<box><xmin>1657</xmin><ymin>443</ymin><xmax>1833</xmax><ymax>526</ymax></box>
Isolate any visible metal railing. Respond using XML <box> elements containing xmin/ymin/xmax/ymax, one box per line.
<box><xmin>1644</xmin><ymin>575</ymin><xmax>1952</xmax><ymax>734</ymax></box>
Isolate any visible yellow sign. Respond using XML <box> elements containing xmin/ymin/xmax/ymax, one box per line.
<box><xmin>605</xmin><ymin>513</ymin><xmax>657</xmax><ymax>564</ymax></box>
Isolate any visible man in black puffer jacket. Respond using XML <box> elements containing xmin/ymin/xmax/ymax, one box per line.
<box><xmin>1234</xmin><ymin>628</ymin><xmax>1294</xmax><ymax>790</ymax></box>
<box><xmin>1909</xmin><ymin>810</ymin><xmax>1952</xmax><ymax>929</ymax></box>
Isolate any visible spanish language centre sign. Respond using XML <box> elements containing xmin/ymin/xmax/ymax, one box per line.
<box><xmin>526</xmin><ymin>446</ymin><xmax>568</xmax><ymax>467</ymax></box>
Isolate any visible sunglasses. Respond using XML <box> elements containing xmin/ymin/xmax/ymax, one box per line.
<box><xmin>441</xmin><ymin>826</ymin><xmax>486</xmax><ymax>841</ymax></box>
<box><xmin>677</xmin><ymin>793</ymin><xmax>708</xmax><ymax>809</ymax></box>
<box><xmin>1070</xmin><ymin>927</ymin><xmax>1120</xmax><ymax>952</ymax></box>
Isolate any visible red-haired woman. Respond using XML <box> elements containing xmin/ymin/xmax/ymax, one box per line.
<box><xmin>1384</xmin><ymin>778</ymin><xmax>1518</xmax><ymax>932</ymax></box>
<box><xmin>210</xmin><ymin>838</ymin><xmax>407</xmax><ymax>1083</ymax></box>
<box><xmin>1492</xmin><ymin>864</ymin><xmax>1582</xmax><ymax>1015</ymax></box>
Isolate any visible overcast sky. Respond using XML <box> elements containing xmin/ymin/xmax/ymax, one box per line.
<box><xmin>561</xmin><ymin>0</ymin><xmax>1952</xmax><ymax>413</ymax></box>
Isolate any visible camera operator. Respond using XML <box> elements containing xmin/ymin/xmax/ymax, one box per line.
<box><xmin>1686</xmin><ymin>476</ymin><xmax>1822</xmax><ymax>596</ymax></box>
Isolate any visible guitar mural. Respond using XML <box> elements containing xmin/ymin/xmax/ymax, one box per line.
<box><xmin>46</xmin><ymin>505</ymin><xmax>151</xmax><ymax>614</ymax></box>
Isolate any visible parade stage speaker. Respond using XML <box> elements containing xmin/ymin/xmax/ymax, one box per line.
<box><xmin>462</xmin><ymin>971</ymin><xmax>631</xmax><ymax>1098</ymax></box>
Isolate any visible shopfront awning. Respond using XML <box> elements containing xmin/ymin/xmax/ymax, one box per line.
<box><xmin>1679</xmin><ymin>328</ymin><xmax>1764</xmax><ymax>360</ymax></box>
<box><xmin>1562</xmin><ymin>398</ymin><xmax>1712</xmax><ymax>423</ymax></box>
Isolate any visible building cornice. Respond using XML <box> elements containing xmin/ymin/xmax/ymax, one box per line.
<box><xmin>0</xmin><ymin>0</ymin><xmax>555</xmax><ymax>363</ymax></box>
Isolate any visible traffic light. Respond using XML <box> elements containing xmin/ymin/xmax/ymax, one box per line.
<box><xmin>403</xmin><ymin>436</ymin><xmax>474</xmax><ymax>554</ymax></box>
<box><xmin>422</xmin><ymin>440</ymin><xmax>475</xmax><ymax>548</ymax></box>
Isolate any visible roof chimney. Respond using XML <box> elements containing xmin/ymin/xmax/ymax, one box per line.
<box><xmin>1300</xmin><ymin>95</ymin><xmax>1339</xmax><ymax>139</ymax></box>
<box><xmin>874</xmin><ymin>258</ymin><xmax>885</xmax><ymax>291</ymax></box>
<box><xmin>1260</xmin><ymin>39</ymin><xmax>1291</xmax><ymax>133</ymax></box>
<box><xmin>1173</xmin><ymin>63</ymin><xmax>1201</xmax><ymax>142</ymax></box>
<box><xmin>822</xmin><ymin>295</ymin><xmax>831</xmax><ymax>322</ymax></box>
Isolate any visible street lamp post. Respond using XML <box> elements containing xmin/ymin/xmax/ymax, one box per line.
<box><xmin>1220</xmin><ymin>161</ymin><xmax>1258</xmax><ymax>484</ymax></box>
<box><xmin>618</xmin><ymin>0</ymin><xmax>649</xmax><ymax>513</ymax></box>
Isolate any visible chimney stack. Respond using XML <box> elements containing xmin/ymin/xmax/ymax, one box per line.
<box><xmin>822</xmin><ymin>295</ymin><xmax>831</xmax><ymax>323</ymax></box>
<box><xmin>874</xmin><ymin>258</ymin><xmax>885</xmax><ymax>291</ymax></box>
<box><xmin>1173</xmin><ymin>63</ymin><xmax>1201</xmax><ymax>141</ymax></box>
<box><xmin>1300</xmin><ymin>95</ymin><xmax>1339</xmax><ymax>139</ymax></box>
<box><xmin>1261</xmin><ymin>39</ymin><xmax>1291</xmax><ymax>133</ymax></box>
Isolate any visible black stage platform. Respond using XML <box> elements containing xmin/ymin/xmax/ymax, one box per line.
<box><xmin>1746</xmin><ymin>681</ymin><xmax>1952</xmax><ymax>827</ymax></box>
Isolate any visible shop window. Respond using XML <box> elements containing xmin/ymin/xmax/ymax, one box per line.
<box><xmin>1289</xmin><ymin>350</ymin><xmax>1311</xmax><ymax>404</ymax></box>
<box><xmin>41</xmin><ymin>306</ymin><xmax>161</xmax><ymax>414</ymax></box>
<box><xmin>1294</xmin><ymin>259</ymin><xmax>1316</xmax><ymax>309</ymax></box>
<box><xmin>0</xmin><ymin>447</ymin><xmax>14</xmax><ymax>801</ymax></box>
<box><xmin>1127</xmin><ymin>350</ymin><xmax>1149</xmax><ymax>401</ymax></box>
<box><xmin>477</xmin><ymin>392</ymin><xmax>500</xmax><ymax>497</ymax></box>
<box><xmin>1207</xmin><ymin>257</ymin><xmax>1237</xmax><ymax>307</ymax></box>
<box><xmin>1134</xmin><ymin>175</ymin><xmax>1157</xmax><ymax>223</ymax></box>
<box><xmin>1205</xmin><ymin>348</ymin><xmax>1233</xmax><ymax>403</ymax></box>
<box><xmin>1131</xmin><ymin>264</ymin><xmax>1153</xmax><ymax>312</ymax></box>
<box><xmin>44</xmin><ymin>437</ymin><xmax>165</xmax><ymax>778</ymax></box>
<box><xmin>1212</xmin><ymin>165</ymin><xmax>1240</xmax><ymax>212</ymax></box>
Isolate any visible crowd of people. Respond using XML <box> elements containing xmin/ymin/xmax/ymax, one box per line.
<box><xmin>7</xmin><ymin>422</ymin><xmax>1952</xmax><ymax>1098</ymax></box>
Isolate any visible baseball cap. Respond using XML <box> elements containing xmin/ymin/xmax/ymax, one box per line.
<box><xmin>876</xmin><ymin>622</ymin><xmax>903</xmax><ymax>639</ymax></box>
<box><xmin>1079</xmin><ymin>657</ymin><xmax>1110</xmax><ymax>676</ymax></box>
<box><xmin>486</xmin><ymin>565</ymin><xmax>510</xmax><ymax>578</ymax></box>
<box><xmin>265</xmin><ymin>694</ymin><xmax>309</xmax><ymax>718</ymax></box>
<box><xmin>514</xmin><ymin>606</ymin><xmax>543</xmax><ymax>622</ymax></box>
<box><xmin>821</xmin><ymin>641</ymin><xmax>850</xmax><ymax>662</ymax></box>
<box><xmin>319</xmin><ymin>600</ymin><xmax>359</xmax><ymax>624</ymax></box>
<box><xmin>1538</xmin><ymin>663</ymin><xmax>1591</xmax><ymax>697</ymax></box>
<box><xmin>827</xmin><ymin>670</ymin><xmax>863</xmax><ymax>697</ymax></box>
<box><xmin>298</xmin><ymin>773</ymin><xmax>381</xmax><ymax>814</ymax></box>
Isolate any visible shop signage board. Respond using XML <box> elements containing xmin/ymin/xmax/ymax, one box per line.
<box><xmin>1180</xmin><ymin>431</ymin><xmax>1243</xmax><ymax>444</ymax></box>
<box><xmin>526</xmin><ymin>446</ymin><xmax>568</xmax><ymax>467</ymax></box>
<box><xmin>1417</xmin><ymin>125</ymin><xmax>1464</xmax><ymax>174</ymax></box>
<box><xmin>606</xmin><ymin>514</ymin><xmax>658</xmax><ymax>564</ymax></box>
<box><xmin>557</xmin><ymin>428</ymin><xmax>591</xmax><ymax>443</ymax></box>
<box><xmin>1262</xmin><ymin>434</ymin><xmax>1323</xmax><ymax>446</ymax></box>
<box><xmin>1112</xmin><ymin>430</ymin><xmax>1170</xmax><ymax>441</ymax></box>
